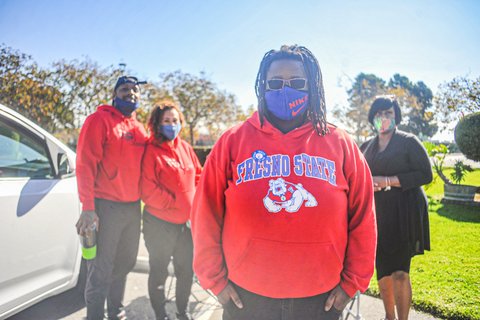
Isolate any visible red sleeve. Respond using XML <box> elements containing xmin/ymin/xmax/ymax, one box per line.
<box><xmin>340</xmin><ymin>135</ymin><xmax>377</xmax><ymax>297</ymax></box>
<box><xmin>188</xmin><ymin>145</ymin><xmax>203</xmax><ymax>186</ymax></box>
<box><xmin>76</xmin><ymin>113</ymin><xmax>106</xmax><ymax>211</ymax></box>
<box><xmin>140</xmin><ymin>146</ymin><xmax>175</xmax><ymax>210</ymax></box>
<box><xmin>191</xmin><ymin>142</ymin><xmax>229</xmax><ymax>295</ymax></box>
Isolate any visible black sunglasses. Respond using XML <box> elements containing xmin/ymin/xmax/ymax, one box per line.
<box><xmin>266</xmin><ymin>78</ymin><xmax>308</xmax><ymax>91</ymax></box>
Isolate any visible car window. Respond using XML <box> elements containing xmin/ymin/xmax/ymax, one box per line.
<box><xmin>0</xmin><ymin>117</ymin><xmax>53</xmax><ymax>179</ymax></box>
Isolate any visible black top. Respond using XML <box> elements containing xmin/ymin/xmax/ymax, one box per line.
<box><xmin>361</xmin><ymin>129</ymin><xmax>432</xmax><ymax>256</ymax></box>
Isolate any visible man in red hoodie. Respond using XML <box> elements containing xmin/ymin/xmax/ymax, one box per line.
<box><xmin>191</xmin><ymin>46</ymin><xmax>377</xmax><ymax>319</ymax></box>
<box><xmin>76</xmin><ymin>76</ymin><xmax>148</xmax><ymax>320</ymax></box>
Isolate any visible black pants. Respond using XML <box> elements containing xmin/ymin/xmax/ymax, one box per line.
<box><xmin>223</xmin><ymin>283</ymin><xmax>343</xmax><ymax>320</ymax></box>
<box><xmin>85</xmin><ymin>199</ymin><xmax>141</xmax><ymax>320</ymax></box>
<box><xmin>143</xmin><ymin>211</ymin><xmax>194</xmax><ymax>319</ymax></box>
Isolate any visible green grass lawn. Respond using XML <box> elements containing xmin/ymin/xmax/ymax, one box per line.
<box><xmin>366</xmin><ymin>169</ymin><xmax>480</xmax><ymax>320</ymax></box>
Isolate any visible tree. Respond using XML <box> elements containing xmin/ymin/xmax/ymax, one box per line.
<box><xmin>49</xmin><ymin>58</ymin><xmax>125</xmax><ymax>126</ymax></box>
<box><xmin>203</xmin><ymin>91</ymin><xmax>245</xmax><ymax>141</ymax></box>
<box><xmin>333</xmin><ymin>73</ymin><xmax>385</xmax><ymax>142</ymax></box>
<box><xmin>136</xmin><ymin>82</ymin><xmax>173</xmax><ymax>124</ymax></box>
<box><xmin>0</xmin><ymin>44</ymin><xmax>129</xmax><ymax>133</ymax></box>
<box><xmin>0</xmin><ymin>44</ymin><xmax>73</xmax><ymax>132</ymax></box>
<box><xmin>335</xmin><ymin>72</ymin><xmax>437</xmax><ymax>143</ymax></box>
<box><xmin>159</xmin><ymin>71</ymin><xmax>242</xmax><ymax>144</ymax></box>
<box><xmin>240</xmin><ymin>104</ymin><xmax>257</xmax><ymax>121</ymax></box>
<box><xmin>389</xmin><ymin>74</ymin><xmax>437</xmax><ymax>138</ymax></box>
<box><xmin>434</xmin><ymin>76</ymin><xmax>480</xmax><ymax>131</ymax></box>
<box><xmin>1</xmin><ymin>44</ymin><xmax>247</xmax><ymax>146</ymax></box>
<box><xmin>51</xmin><ymin>59</ymin><xmax>169</xmax><ymax>127</ymax></box>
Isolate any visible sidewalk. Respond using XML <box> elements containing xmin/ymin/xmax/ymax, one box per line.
<box><xmin>135</xmin><ymin>235</ymin><xmax>440</xmax><ymax>320</ymax></box>
<box><xmin>350</xmin><ymin>294</ymin><xmax>438</xmax><ymax>320</ymax></box>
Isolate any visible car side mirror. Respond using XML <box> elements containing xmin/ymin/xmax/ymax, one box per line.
<box><xmin>57</xmin><ymin>152</ymin><xmax>72</xmax><ymax>178</ymax></box>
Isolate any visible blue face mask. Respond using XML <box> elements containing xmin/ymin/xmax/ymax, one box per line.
<box><xmin>265</xmin><ymin>86</ymin><xmax>309</xmax><ymax>121</ymax></box>
<box><xmin>160</xmin><ymin>123</ymin><xmax>182</xmax><ymax>141</ymax></box>
<box><xmin>113</xmin><ymin>96</ymin><xmax>139</xmax><ymax>116</ymax></box>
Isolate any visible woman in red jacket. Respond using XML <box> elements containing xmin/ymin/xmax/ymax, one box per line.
<box><xmin>141</xmin><ymin>102</ymin><xmax>202</xmax><ymax>320</ymax></box>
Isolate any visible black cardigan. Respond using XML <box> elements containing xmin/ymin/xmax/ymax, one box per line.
<box><xmin>361</xmin><ymin>129</ymin><xmax>433</xmax><ymax>256</ymax></box>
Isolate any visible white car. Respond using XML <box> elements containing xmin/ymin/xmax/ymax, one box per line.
<box><xmin>0</xmin><ymin>104</ymin><xmax>83</xmax><ymax>319</ymax></box>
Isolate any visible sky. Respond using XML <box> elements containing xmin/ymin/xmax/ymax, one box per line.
<box><xmin>1</xmin><ymin>0</ymin><xmax>479</xmax><ymax>140</ymax></box>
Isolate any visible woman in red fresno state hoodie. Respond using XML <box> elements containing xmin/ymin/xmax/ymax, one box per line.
<box><xmin>191</xmin><ymin>46</ymin><xmax>377</xmax><ymax>320</ymax></box>
<box><xmin>140</xmin><ymin>102</ymin><xmax>202</xmax><ymax>320</ymax></box>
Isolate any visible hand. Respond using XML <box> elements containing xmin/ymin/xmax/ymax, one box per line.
<box><xmin>217</xmin><ymin>283</ymin><xmax>243</xmax><ymax>309</ymax></box>
<box><xmin>324</xmin><ymin>285</ymin><xmax>351</xmax><ymax>312</ymax></box>
<box><xmin>372</xmin><ymin>176</ymin><xmax>388</xmax><ymax>192</ymax></box>
<box><xmin>76</xmin><ymin>210</ymin><xmax>99</xmax><ymax>236</ymax></box>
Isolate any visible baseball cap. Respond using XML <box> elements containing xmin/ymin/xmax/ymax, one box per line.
<box><xmin>114</xmin><ymin>76</ymin><xmax>147</xmax><ymax>91</ymax></box>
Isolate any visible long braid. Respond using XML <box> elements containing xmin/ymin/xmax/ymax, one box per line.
<box><xmin>254</xmin><ymin>49</ymin><xmax>276</xmax><ymax>128</ymax></box>
<box><xmin>254</xmin><ymin>45</ymin><xmax>328</xmax><ymax>136</ymax></box>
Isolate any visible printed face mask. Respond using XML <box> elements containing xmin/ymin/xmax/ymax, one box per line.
<box><xmin>113</xmin><ymin>96</ymin><xmax>139</xmax><ymax>116</ymax></box>
<box><xmin>265</xmin><ymin>86</ymin><xmax>309</xmax><ymax>121</ymax></box>
<box><xmin>160</xmin><ymin>123</ymin><xmax>182</xmax><ymax>141</ymax></box>
<box><xmin>373</xmin><ymin>116</ymin><xmax>396</xmax><ymax>133</ymax></box>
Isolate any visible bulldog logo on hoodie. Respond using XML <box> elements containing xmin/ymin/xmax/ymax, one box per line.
<box><xmin>263</xmin><ymin>178</ymin><xmax>318</xmax><ymax>213</ymax></box>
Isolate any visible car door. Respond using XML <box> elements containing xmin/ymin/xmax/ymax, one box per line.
<box><xmin>0</xmin><ymin>109</ymin><xmax>82</xmax><ymax>319</ymax></box>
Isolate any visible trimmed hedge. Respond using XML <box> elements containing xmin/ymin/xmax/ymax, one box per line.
<box><xmin>455</xmin><ymin>112</ymin><xmax>480</xmax><ymax>162</ymax></box>
<box><xmin>193</xmin><ymin>146</ymin><xmax>212</xmax><ymax>166</ymax></box>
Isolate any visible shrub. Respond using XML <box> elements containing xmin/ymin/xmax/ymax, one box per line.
<box><xmin>450</xmin><ymin>160</ymin><xmax>473</xmax><ymax>184</ymax></box>
<box><xmin>455</xmin><ymin>112</ymin><xmax>480</xmax><ymax>162</ymax></box>
<box><xmin>423</xmin><ymin>141</ymin><xmax>453</xmax><ymax>184</ymax></box>
<box><xmin>193</xmin><ymin>146</ymin><xmax>212</xmax><ymax>166</ymax></box>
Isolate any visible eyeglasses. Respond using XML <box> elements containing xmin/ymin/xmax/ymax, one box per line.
<box><xmin>266</xmin><ymin>78</ymin><xmax>308</xmax><ymax>91</ymax></box>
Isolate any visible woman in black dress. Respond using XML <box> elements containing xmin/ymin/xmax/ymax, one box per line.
<box><xmin>360</xmin><ymin>96</ymin><xmax>432</xmax><ymax>320</ymax></box>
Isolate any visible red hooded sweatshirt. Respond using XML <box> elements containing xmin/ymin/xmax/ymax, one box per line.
<box><xmin>76</xmin><ymin>105</ymin><xmax>147</xmax><ymax>211</ymax></box>
<box><xmin>191</xmin><ymin>112</ymin><xmax>376</xmax><ymax>298</ymax></box>
<box><xmin>140</xmin><ymin>137</ymin><xmax>202</xmax><ymax>224</ymax></box>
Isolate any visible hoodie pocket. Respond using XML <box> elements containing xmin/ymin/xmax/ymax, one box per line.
<box><xmin>228</xmin><ymin>238</ymin><xmax>343</xmax><ymax>295</ymax></box>
<box><xmin>100</xmin><ymin>163</ymin><xmax>118</xmax><ymax>180</ymax></box>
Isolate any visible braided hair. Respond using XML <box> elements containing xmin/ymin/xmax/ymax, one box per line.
<box><xmin>255</xmin><ymin>45</ymin><xmax>328</xmax><ymax>136</ymax></box>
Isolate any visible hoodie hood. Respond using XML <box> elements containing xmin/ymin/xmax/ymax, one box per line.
<box><xmin>246</xmin><ymin>111</ymin><xmax>315</xmax><ymax>140</ymax></box>
<box><xmin>97</xmin><ymin>104</ymin><xmax>137</xmax><ymax>118</ymax></box>
<box><xmin>148</xmin><ymin>134</ymin><xmax>180</xmax><ymax>150</ymax></box>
